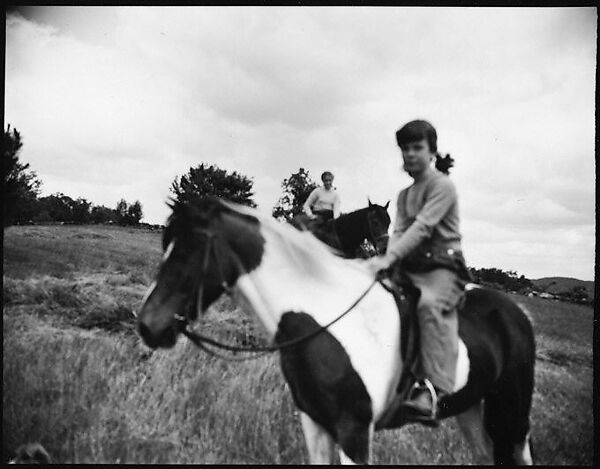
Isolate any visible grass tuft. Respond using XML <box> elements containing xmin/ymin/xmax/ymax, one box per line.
<box><xmin>74</xmin><ymin>305</ymin><xmax>136</xmax><ymax>334</ymax></box>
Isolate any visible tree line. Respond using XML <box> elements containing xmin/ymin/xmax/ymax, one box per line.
<box><xmin>3</xmin><ymin>125</ymin><xmax>143</xmax><ymax>227</ymax></box>
<box><xmin>468</xmin><ymin>266</ymin><xmax>592</xmax><ymax>305</ymax></box>
<box><xmin>3</xmin><ymin>125</ymin><xmax>591</xmax><ymax>305</ymax></box>
<box><xmin>468</xmin><ymin>267</ymin><xmax>533</xmax><ymax>293</ymax></box>
<box><xmin>4</xmin><ymin>125</ymin><xmax>320</xmax><ymax>226</ymax></box>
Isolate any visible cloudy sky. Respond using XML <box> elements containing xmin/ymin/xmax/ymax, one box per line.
<box><xmin>5</xmin><ymin>6</ymin><xmax>596</xmax><ymax>280</ymax></box>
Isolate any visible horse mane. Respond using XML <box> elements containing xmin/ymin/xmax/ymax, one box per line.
<box><xmin>166</xmin><ymin>196</ymin><xmax>373</xmax><ymax>281</ymax></box>
<box><xmin>336</xmin><ymin>207</ymin><xmax>368</xmax><ymax>223</ymax></box>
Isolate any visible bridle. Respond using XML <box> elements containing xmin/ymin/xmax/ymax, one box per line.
<box><xmin>366</xmin><ymin>209</ymin><xmax>390</xmax><ymax>255</ymax></box>
<box><xmin>171</xmin><ymin>226</ymin><xmax>379</xmax><ymax>361</ymax></box>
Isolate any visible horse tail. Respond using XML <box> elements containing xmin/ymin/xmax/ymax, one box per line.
<box><xmin>479</xmin><ymin>290</ymin><xmax>536</xmax><ymax>464</ymax></box>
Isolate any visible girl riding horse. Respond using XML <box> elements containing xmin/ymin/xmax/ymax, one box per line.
<box><xmin>366</xmin><ymin>120</ymin><xmax>472</xmax><ymax>425</ymax></box>
<box><xmin>138</xmin><ymin>195</ymin><xmax>535</xmax><ymax>465</ymax></box>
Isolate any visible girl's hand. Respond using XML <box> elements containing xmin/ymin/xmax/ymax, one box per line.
<box><xmin>364</xmin><ymin>255</ymin><xmax>394</xmax><ymax>276</ymax></box>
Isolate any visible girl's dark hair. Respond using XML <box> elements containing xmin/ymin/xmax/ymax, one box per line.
<box><xmin>435</xmin><ymin>153</ymin><xmax>454</xmax><ymax>175</ymax></box>
<box><xmin>395</xmin><ymin>120</ymin><xmax>437</xmax><ymax>153</ymax></box>
<box><xmin>396</xmin><ymin>120</ymin><xmax>455</xmax><ymax>175</ymax></box>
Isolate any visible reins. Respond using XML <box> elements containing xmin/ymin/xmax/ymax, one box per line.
<box><xmin>174</xmin><ymin>228</ymin><xmax>380</xmax><ymax>361</ymax></box>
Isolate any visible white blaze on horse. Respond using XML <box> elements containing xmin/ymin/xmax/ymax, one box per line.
<box><xmin>138</xmin><ymin>196</ymin><xmax>535</xmax><ymax>465</ymax></box>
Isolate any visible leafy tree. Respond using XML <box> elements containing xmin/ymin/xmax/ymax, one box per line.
<box><xmin>36</xmin><ymin>193</ymin><xmax>74</xmax><ymax>223</ymax></box>
<box><xmin>126</xmin><ymin>200</ymin><xmax>143</xmax><ymax>225</ymax></box>
<box><xmin>71</xmin><ymin>198</ymin><xmax>92</xmax><ymax>224</ymax></box>
<box><xmin>171</xmin><ymin>163</ymin><xmax>256</xmax><ymax>207</ymax></box>
<box><xmin>272</xmin><ymin>168</ymin><xmax>318</xmax><ymax>222</ymax></box>
<box><xmin>90</xmin><ymin>205</ymin><xmax>117</xmax><ymax>224</ymax></box>
<box><xmin>2</xmin><ymin>125</ymin><xmax>42</xmax><ymax>226</ymax></box>
<box><xmin>468</xmin><ymin>267</ymin><xmax>533</xmax><ymax>292</ymax></box>
<box><xmin>115</xmin><ymin>199</ymin><xmax>129</xmax><ymax>226</ymax></box>
<box><xmin>32</xmin><ymin>205</ymin><xmax>53</xmax><ymax>223</ymax></box>
<box><xmin>113</xmin><ymin>198</ymin><xmax>143</xmax><ymax>226</ymax></box>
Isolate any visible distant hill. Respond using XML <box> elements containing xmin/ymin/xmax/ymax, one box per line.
<box><xmin>532</xmin><ymin>277</ymin><xmax>595</xmax><ymax>300</ymax></box>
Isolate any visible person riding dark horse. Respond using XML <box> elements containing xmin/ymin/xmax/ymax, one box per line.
<box><xmin>293</xmin><ymin>171</ymin><xmax>390</xmax><ymax>258</ymax></box>
<box><xmin>302</xmin><ymin>171</ymin><xmax>341</xmax><ymax>229</ymax></box>
<box><xmin>292</xmin><ymin>200</ymin><xmax>391</xmax><ymax>258</ymax></box>
<box><xmin>365</xmin><ymin>119</ymin><xmax>472</xmax><ymax>425</ymax></box>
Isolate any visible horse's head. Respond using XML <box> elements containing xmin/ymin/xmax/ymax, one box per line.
<box><xmin>137</xmin><ymin>196</ymin><xmax>265</xmax><ymax>349</ymax></box>
<box><xmin>366</xmin><ymin>199</ymin><xmax>391</xmax><ymax>254</ymax></box>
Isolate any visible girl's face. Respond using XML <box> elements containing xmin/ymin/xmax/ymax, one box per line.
<box><xmin>400</xmin><ymin>139</ymin><xmax>435</xmax><ymax>176</ymax></box>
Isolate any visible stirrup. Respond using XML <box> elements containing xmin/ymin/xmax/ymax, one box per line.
<box><xmin>407</xmin><ymin>378</ymin><xmax>439</xmax><ymax>419</ymax></box>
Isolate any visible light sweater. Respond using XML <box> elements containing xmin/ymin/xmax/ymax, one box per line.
<box><xmin>303</xmin><ymin>186</ymin><xmax>341</xmax><ymax>218</ymax></box>
<box><xmin>387</xmin><ymin>168</ymin><xmax>462</xmax><ymax>261</ymax></box>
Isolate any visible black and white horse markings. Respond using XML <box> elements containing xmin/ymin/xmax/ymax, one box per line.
<box><xmin>291</xmin><ymin>201</ymin><xmax>391</xmax><ymax>258</ymax></box>
<box><xmin>138</xmin><ymin>196</ymin><xmax>535</xmax><ymax>465</ymax></box>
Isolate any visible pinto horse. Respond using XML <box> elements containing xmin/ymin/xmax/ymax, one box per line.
<box><xmin>290</xmin><ymin>201</ymin><xmax>391</xmax><ymax>258</ymax></box>
<box><xmin>138</xmin><ymin>196</ymin><xmax>535</xmax><ymax>465</ymax></box>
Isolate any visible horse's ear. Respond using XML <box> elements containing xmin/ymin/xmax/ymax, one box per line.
<box><xmin>368</xmin><ymin>198</ymin><xmax>373</xmax><ymax>207</ymax></box>
<box><xmin>384</xmin><ymin>200</ymin><xmax>390</xmax><ymax>209</ymax></box>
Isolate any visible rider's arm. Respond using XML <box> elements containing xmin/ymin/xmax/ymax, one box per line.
<box><xmin>303</xmin><ymin>188</ymin><xmax>319</xmax><ymax>217</ymax></box>
<box><xmin>385</xmin><ymin>177</ymin><xmax>457</xmax><ymax>265</ymax></box>
<box><xmin>385</xmin><ymin>220</ymin><xmax>431</xmax><ymax>263</ymax></box>
<box><xmin>332</xmin><ymin>192</ymin><xmax>341</xmax><ymax>218</ymax></box>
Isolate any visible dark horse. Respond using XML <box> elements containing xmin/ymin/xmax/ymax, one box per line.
<box><xmin>138</xmin><ymin>196</ymin><xmax>535</xmax><ymax>465</ymax></box>
<box><xmin>290</xmin><ymin>200</ymin><xmax>391</xmax><ymax>258</ymax></box>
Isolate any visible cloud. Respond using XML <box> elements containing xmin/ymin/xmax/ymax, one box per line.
<box><xmin>4</xmin><ymin>7</ymin><xmax>596</xmax><ymax>280</ymax></box>
<box><xmin>464</xmin><ymin>219</ymin><xmax>594</xmax><ymax>279</ymax></box>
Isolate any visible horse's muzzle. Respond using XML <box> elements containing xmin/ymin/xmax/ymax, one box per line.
<box><xmin>138</xmin><ymin>308</ymin><xmax>180</xmax><ymax>349</ymax></box>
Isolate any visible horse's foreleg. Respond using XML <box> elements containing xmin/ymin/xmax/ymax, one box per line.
<box><xmin>339</xmin><ymin>451</ymin><xmax>357</xmax><ymax>465</ymax></box>
<box><xmin>338</xmin><ymin>421</ymin><xmax>374</xmax><ymax>465</ymax></box>
<box><xmin>512</xmin><ymin>431</ymin><xmax>533</xmax><ymax>465</ymax></box>
<box><xmin>299</xmin><ymin>412</ymin><xmax>335</xmax><ymax>464</ymax></box>
<box><xmin>455</xmin><ymin>400</ymin><xmax>493</xmax><ymax>465</ymax></box>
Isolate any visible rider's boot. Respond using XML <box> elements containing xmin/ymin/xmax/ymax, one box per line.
<box><xmin>400</xmin><ymin>378</ymin><xmax>445</xmax><ymax>427</ymax></box>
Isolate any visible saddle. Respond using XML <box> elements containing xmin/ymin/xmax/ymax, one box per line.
<box><xmin>375</xmin><ymin>267</ymin><xmax>429</xmax><ymax>430</ymax></box>
<box><xmin>292</xmin><ymin>213</ymin><xmax>326</xmax><ymax>233</ymax></box>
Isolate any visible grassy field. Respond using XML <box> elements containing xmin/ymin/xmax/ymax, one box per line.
<box><xmin>2</xmin><ymin>224</ymin><xmax>594</xmax><ymax>464</ymax></box>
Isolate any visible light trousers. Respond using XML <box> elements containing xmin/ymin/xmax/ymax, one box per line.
<box><xmin>406</xmin><ymin>268</ymin><xmax>465</xmax><ymax>393</ymax></box>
